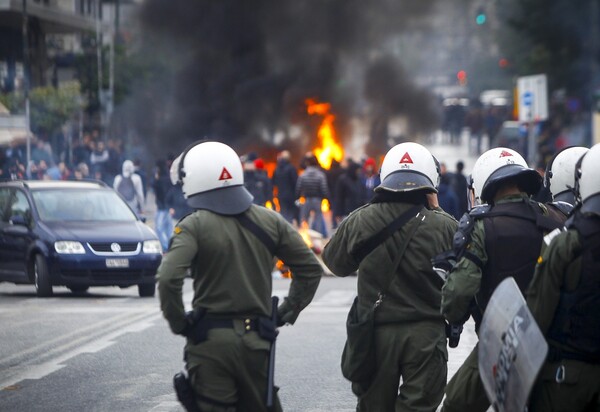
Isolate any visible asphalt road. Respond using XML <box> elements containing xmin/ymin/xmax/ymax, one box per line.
<box><xmin>0</xmin><ymin>274</ymin><xmax>479</xmax><ymax>412</ymax></box>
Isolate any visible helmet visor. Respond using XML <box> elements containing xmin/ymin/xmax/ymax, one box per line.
<box><xmin>481</xmin><ymin>165</ymin><xmax>541</xmax><ymax>202</ymax></box>
<box><xmin>374</xmin><ymin>170</ymin><xmax>437</xmax><ymax>193</ymax></box>
<box><xmin>186</xmin><ymin>184</ymin><xmax>254</xmax><ymax>215</ymax></box>
<box><xmin>581</xmin><ymin>193</ymin><xmax>600</xmax><ymax>215</ymax></box>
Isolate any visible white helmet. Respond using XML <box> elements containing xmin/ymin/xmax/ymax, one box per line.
<box><xmin>170</xmin><ymin>141</ymin><xmax>253</xmax><ymax>215</ymax></box>
<box><xmin>375</xmin><ymin>142</ymin><xmax>440</xmax><ymax>193</ymax></box>
<box><xmin>545</xmin><ymin>146</ymin><xmax>590</xmax><ymax>204</ymax></box>
<box><xmin>471</xmin><ymin>147</ymin><xmax>541</xmax><ymax>204</ymax></box>
<box><xmin>575</xmin><ymin>143</ymin><xmax>600</xmax><ymax>215</ymax></box>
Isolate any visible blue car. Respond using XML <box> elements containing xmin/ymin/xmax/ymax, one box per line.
<box><xmin>0</xmin><ymin>180</ymin><xmax>162</xmax><ymax>297</ymax></box>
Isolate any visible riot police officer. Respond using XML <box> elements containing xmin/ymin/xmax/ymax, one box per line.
<box><xmin>439</xmin><ymin>147</ymin><xmax>564</xmax><ymax>412</ymax></box>
<box><xmin>156</xmin><ymin>141</ymin><xmax>323</xmax><ymax>412</ymax></box>
<box><xmin>528</xmin><ymin>143</ymin><xmax>600</xmax><ymax>411</ymax></box>
<box><xmin>323</xmin><ymin>142</ymin><xmax>458</xmax><ymax>411</ymax></box>
<box><xmin>544</xmin><ymin>146</ymin><xmax>590</xmax><ymax>211</ymax></box>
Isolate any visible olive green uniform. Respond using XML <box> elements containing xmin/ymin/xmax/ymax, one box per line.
<box><xmin>157</xmin><ymin>205</ymin><xmax>322</xmax><ymax>412</ymax></box>
<box><xmin>440</xmin><ymin>194</ymin><xmax>556</xmax><ymax>412</ymax></box>
<box><xmin>322</xmin><ymin>202</ymin><xmax>457</xmax><ymax>412</ymax></box>
<box><xmin>527</xmin><ymin>229</ymin><xmax>600</xmax><ymax>411</ymax></box>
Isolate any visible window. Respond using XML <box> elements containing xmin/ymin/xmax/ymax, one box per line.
<box><xmin>0</xmin><ymin>188</ymin><xmax>11</xmax><ymax>222</ymax></box>
<box><xmin>8</xmin><ymin>190</ymin><xmax>31</xmax><ymax>224</ymax></box>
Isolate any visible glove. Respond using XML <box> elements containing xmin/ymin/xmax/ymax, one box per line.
<box><xmin>431</xmin><ymin>251</ymin><xmax>456</xmax><ymax>281</ymax></box>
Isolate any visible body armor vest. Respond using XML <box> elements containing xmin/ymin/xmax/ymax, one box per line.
<box><xmin>547</xmin><ymin>214</ymin><xmax>600</xmax><ymax>363</ymax></box>
<box><xmin>473</xmin><ymin>200</ymin><xmax>563</xmax><ymax>329</ymax></box>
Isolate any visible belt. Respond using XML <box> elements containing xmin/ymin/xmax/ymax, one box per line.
<box><xmin>204</xmin><ymin>318</ymin><xmax>259</xmax><ymax>332</ymax></box>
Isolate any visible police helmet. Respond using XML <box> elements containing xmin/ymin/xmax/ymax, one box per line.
<box><xmin>575</xmin><ymin>143</ymin><xmax>600</xmax><ymax>215</ymax></box>
<box><xmin>375</xmin><ymin>142</ymin><xmax>440</xmax><ymax>193</ymax></box>
<box><xmin>471</xmin><ymin>147</ymin><xmax>541</xmax><ymax>204</ymax></box>
<box><xmin>170</xmin><ymin>141</ymin><xmax>253</xmax><ymax>215</ymax></box>
<box><xmin>544</xmin><ymin>146</ymin><xmax>589</xmax><ymax>204</ymax></box>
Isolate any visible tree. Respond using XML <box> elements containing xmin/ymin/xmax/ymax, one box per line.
<box><xmin>0</xmin><ymin>81</ymin><xmax>82</xmax><ymax>136</ymax></box>
<box><xmin>497</xmin><ymin>0</ymin><xmax>597</xmax><ymax>106</ymax></box>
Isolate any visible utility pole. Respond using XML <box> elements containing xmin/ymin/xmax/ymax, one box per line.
<box><xmin>591</xmin><ymin>0</ymin><xmax>600</xmax><ymax>144</ymax></box>
<box><xmin>96</xmin><ymin>0</ymin><xmax>104</xmax><ymax>138</ymax></box>
<box><xmin>22</xmin><ymin>0</ymin><xmax>31</xmax><ymax>179</ymax></box>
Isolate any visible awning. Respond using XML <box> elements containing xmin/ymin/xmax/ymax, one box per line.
<box><xmin>0</xmin><ymin>0</ymin><xmax>104</xmax><ymax>33</ymax></box>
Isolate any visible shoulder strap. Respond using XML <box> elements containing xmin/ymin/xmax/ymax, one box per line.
<box><xmin>352</xmin><ymin>204</ymin><xmax>423</xmax><ymax>262</ymax></box>
<box><xmin>377</xmin><ymin>208</ymin><xmax>427</xmax><ymax>305</ymax></box>
<box><xmin>233</xmin><ymin>213</ymin><xmax>277</xmax><ymax>255</ymax></box>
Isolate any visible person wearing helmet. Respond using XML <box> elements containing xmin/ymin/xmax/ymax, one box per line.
<box><xmin>439</xmin><ymin>147</ymin><xmax>565</xmax><ymax>412</ymax></box>
<box><xmin>322</xmin><ymin>142</ymin><xmax>457</xmax><ymax>411</ymax></box>
<box><xmin>157</xmin><ymin>141</ymin><xmax>323</xmax><ymax>412</ymax></box>
<box><xmin>544</xmin><ymin>146</ymin><xmax>590</xmax><ymax>212</ymax></box>
<box><xmin>527</xmin><ymin>143</ymin><xmax>600</xmax><ymax>412</ymax></box>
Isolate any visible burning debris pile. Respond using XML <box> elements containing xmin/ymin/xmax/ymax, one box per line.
<box><xmin>134</xmin><ymin>0</ymin><xmax>441</xmax><ymax>159</ymax></box>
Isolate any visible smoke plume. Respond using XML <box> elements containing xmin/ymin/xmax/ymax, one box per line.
<box><xmin>132</xmin><ymin>0</ymin><xmax>440</xmax><ymax>159</ymax></box>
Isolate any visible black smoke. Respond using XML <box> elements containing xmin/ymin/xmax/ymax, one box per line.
<box><xmin>132</xmin><ymin>0</ymin><xmax>440</xmax><ymax>158</ymax></box>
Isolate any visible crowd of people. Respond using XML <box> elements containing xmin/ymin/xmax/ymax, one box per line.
<box><xmin>0</xmin><ymin>133</ymin><xmax>193</xmax><ymax>251</ymax></box>
<box><xmin>242</xmin><ymin>150</ymin><xmax>386</xmax><ymax>238</ymax></box>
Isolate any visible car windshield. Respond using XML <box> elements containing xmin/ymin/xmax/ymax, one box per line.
<box><xmin>31</xmin><ymin>189</ymin><xmax>138</xmax><ymax>222</ymax></box>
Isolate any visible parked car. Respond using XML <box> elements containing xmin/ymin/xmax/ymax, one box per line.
<box><xmin>0</xmin><ymin>180</ymin><xmax>162</xmax><ymax>297</ymax></box>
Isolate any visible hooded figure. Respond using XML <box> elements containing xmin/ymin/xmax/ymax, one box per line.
<box><xmin>113</xmin><ymin>159</ymin><xmax>145</xmax><ymax>214</ymax></box>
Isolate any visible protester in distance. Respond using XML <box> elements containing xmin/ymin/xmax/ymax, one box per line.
<box><xmin>323</xmin><ymin>142</ymin><xmax>457</xmax><ymax>411</ymax></box>
<box><xmin>295</xmin><ymin>153</ymin><xmax>330</xmax><ymax>237</ymax></box>
<box><xmin>451</xmin><ymin>160</ymin><xmax>469</xmax><ymax>217</ymax></box>
<box><xmin>335</xmin><ymin>160</ymin><xmax>365</xmax><ymax>221</ymax></box>
<box><xmin>439</xmin><ymin>147</ymin><xmax>566</xmax><ymax>412</ymax></box>
<box><xmin>114</xmin><ymin>159</ymin><xmax>145</xmax><ymax>215</ymax></box>
<box><xmin>152</xmin><ymin>159</ymin><xmax>174</xmax><ymax>251</ymax></box>
<box><xmin>157</xmin><ymin>141</ymin><xmax>322</xmax><ymax>411</ymax></box>
<box><xmin>242</xmin><ymin>154</ymin><xmax>272</xmax><ymax>207</ymax></box>
<box><xmin>437</xmin><ymin>162</ymin><xmax>460</xmax><ymax>219</ymax></box>
<box><xmin>271</xmin><ymin>150</ymin><xmax>298</xmax><ymax>224</ymax></box>
<box><xmin>360</xmin><ymin>157</ymin><xmax>380</xmax><ymax>204</ymax></box>
<box><xmin>326</xmin><ymin>158</ymin><xmax>344</xmax><ymax>229</ymax></box>
<box><xmin>527</xmin><ymin>143</ymin><xmax>600</xmax><ymax>412</ymax></box>
<box><xmin>133</xmin><ymin>158</ymin><xmax>148</xmax><ymax>199</ymax></box>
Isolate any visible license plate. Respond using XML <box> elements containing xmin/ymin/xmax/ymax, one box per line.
<box><xmin>106</xmin><ymin>258</ymin><xmax>129</xmax><ymax>268</ymax></box>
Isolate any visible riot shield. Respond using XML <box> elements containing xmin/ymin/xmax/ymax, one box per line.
<box><xmin>478</xmin><ymin>277</ymin><xmax>548</xmax><ymax>412</ymax></box>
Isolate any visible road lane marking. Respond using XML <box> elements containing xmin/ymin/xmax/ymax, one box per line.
<box><xmin>0</xmin><ymin>311</ymin><xmax>161</xmax><ymax>389</ymax></box>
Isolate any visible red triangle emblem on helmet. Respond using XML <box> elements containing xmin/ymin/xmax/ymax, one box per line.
<box><xmin>219</xmin><ymin>167</ymin><xmax>232</xmax><ymax>180</ymax></box>
<box><xmin>399</xmin><ymin>152</ymin><xmax>413</xmax><ymax>164</ymax></box>
<box><xmin>499</xmin><ymin>150</ymin><xmax>513</xmax><ymax>158</ymax></box>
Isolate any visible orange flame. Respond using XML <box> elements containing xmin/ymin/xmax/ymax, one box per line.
<box><xmin>305</xmin><ymin>98</ymin><xmax>344</xmax><ymax>170</ymax></box>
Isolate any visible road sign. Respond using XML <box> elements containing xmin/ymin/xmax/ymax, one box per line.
<box><xmin>518</xmin><ymin>75</ymin><xmax>548</xmax><ymax>122</ymax></box>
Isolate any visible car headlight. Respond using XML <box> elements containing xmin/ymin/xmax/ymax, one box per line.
<box><xmin>143</xmin><ymin>240</ymin><xmax>162</xmax><ymax>254</ymax></box>
<box><xmin>55</xmin><ymin>241</ymin><xmax>86</xmax><ymax>254</ymax></box>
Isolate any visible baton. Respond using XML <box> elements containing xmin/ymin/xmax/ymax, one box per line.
<box><xmin>266</xmin><ymin>296</ymin><xmax>279</xmax><ymax>411</ymax></box>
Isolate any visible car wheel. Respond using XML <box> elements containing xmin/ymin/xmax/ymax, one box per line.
<box><xmin>68</xmin><ymin>286</ymin><xmax>89</xmax><ymax>294</ymax></box>
<box><xmin>34</xmin><ymin>255</ymin><xmax>53</xmax><ymax>297</ymax></box>
<box><xmin>138</xmin><ymin>284</ymin><xmax>155</xmax><ymax>297</ymax></box>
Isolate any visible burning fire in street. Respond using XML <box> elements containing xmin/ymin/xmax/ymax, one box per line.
<box><xmin>305</xmin><ymin>98</ymin><xmax>344</xmax><ymax>170</ymax></box>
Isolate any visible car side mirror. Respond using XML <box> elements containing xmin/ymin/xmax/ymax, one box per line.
<box><xmin>139</xmin><ymin>216</ymin><xmax>147</xmax><ymax>223</ymax></box>
<box><xmin>9</xmin><ymin>215</ymin><xmax>29</xmax><ymax>226</ymax></box>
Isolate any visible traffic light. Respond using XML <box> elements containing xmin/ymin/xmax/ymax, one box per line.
<box><xmin>457</xmin><ymin>70</ymin><xmax>467</xmax><ymax>86</ymax></box>
<box><xmin>476</xmin><ymin>7</ymin><xmax>486</xmax><ymax>25</ymax></box>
